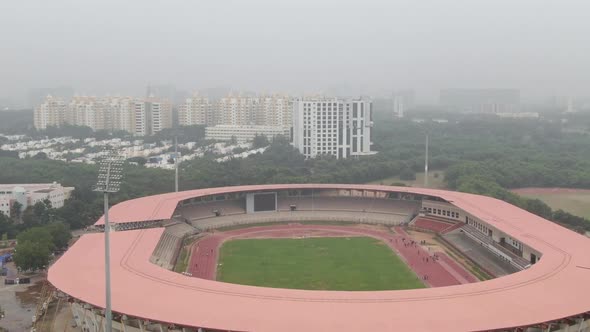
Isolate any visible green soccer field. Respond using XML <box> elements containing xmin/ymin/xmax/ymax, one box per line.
<box><xmin>217</xmin><ymin>237</ymin><xmax>425</xmax><ymax>291</ymax></box>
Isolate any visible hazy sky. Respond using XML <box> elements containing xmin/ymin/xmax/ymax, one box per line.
<box><xmin>1</xmin><ymin>0</ymin><xmax>589</xmax><ymax>103</ymax></box>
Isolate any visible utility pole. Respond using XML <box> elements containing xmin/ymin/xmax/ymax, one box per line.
<box><xmin>424</xmin><ymin>134</ymin><xmax>429</xmax><ymax>188</ymax></box>
<box><xmin>93</xmin><ymin>149</ymin><xmax>124</xmax><ymax>332</ymax></box>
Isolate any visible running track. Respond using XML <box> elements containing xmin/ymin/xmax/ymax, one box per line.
<box><xmin>187</xmin><ymin>224</ymin><xmax>477</xmax><ymax>287</ymax></box>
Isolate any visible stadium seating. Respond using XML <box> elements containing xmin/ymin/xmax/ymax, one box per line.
<box><xmin>460</xmin><ymin>224</ymin><xmax>530</xmax><ymax>270</ymax></box>
<box><xmin>180</xmin><ymin>199</ymin><xmax>246</xmax><ymax>221</ymax></box>
<box><xmin>410</xmin><ymin>217</ymin><xmax>457</xmax><ymax>233</ymax></box>
<box><xmin>277</xmin><ymin>196</ymin><xmax>420</xmax><ymax>215</ymax></box>
<box><xmin>150</xmin><ymin>222</ymin><xmax>198</xmax><ymax>270</ymax></box>
<box><xmin>191</xmin><ymin>210</ymin><xmax>412</xmax><ymax>230</ymax></box>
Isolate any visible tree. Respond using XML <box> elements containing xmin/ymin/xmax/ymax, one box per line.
<box><xmin>32</xmin><ymin>152</ymin><xmax>48</xmax><ymax>160</ymax></box>
<box><xmin>17</xmin><ymin>227</ymin><xmax>54</xmax><ymax>251</ymax></box>
<box><xmin>252</xmin><ymin>134</ymin><xmax>270</xmax><ymax>149</ymax></box>
<box><xmin>13</xmin><ymin>240</ymin><xmax>51</xmax><ymax>271</ymax></box>
<box><xmin>22</xmin><ymin>201</ymin><xmax>52</xmax><ymax>226</ymax></box>
<box><xmin>14</xmin><ymin>227</ymin><xmax>55</xmax><ymax>271</ymax></box>
<box><xmin>128</xmin><ymin>156</ymin><xmax>147</xmax><ymax>166</ymax></box>
<box><xmin>0</xmin><ymin>213</ymin><xmax>16</xmax><ymax>239</ymax></box>
<box><xmin>229</xmin><ymin>136</ymin><xmax>238</xmax><ymax>145</ymax></box>
<box><xmin>10</xmin><ymin>201</ymin><xmax>22</xmax><ymax>220</ymax></box>
<box><xmin>46</xmin><ymin>222</ymin><xmax>71</xmax><ymax>249</ymax></box>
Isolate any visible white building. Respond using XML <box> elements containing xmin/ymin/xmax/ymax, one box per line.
<box><xmin>205</xmin><ymin>125</ymin><xmax>289</xmax><ymax>143</ymax></box>
<box><xmin>0</xmin><ymin>183</ymin><xmax>74</xmax><ymax>217</ymax></box>
<box><xmin>292</xmin><ymin>97</ymin><xmax>374</xmax><ymax>159</ymax></box>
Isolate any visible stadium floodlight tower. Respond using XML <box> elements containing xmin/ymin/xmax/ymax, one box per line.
<box><xmin>93</xmin><ymin>149</ymin><xmax>125</xmax><ymax>332</ymax></box>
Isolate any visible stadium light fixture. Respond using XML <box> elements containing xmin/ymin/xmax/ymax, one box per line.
<box><xmin>93</xmin><ymin>149</ymin><xmax>125</xmax><ymax>332</ymax></box>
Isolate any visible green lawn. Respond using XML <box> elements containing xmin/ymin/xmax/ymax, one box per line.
<box><xmin>217</xmin><ymin>237</ymin><xmax>424</xmax><ymax>291</ymax></box>
<box><xmin>367</xmin><ymin>171</ymin><xmax>447</xmax><ymax>189</ymax></box>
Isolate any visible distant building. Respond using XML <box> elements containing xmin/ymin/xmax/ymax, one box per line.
<box><xmin>33</xmin><ymin>95</ymin><xmax>172</xmax><ymax>136</ymax></box>
<box><xmin>108</xmin><ymin>96</ymin><xmax>135</xmax><ymax>134</ymax></box>
<box><xmin>33</xmin><ymin>95</ymin><xmax>67</xmax><ymax>129</ymax></box>
<box><xmin>178</xmin><ymin>95</ymin><xmax>215</xmax><ymax>126</ymax></box>
<box><xmin>392</xmin><ymin>90</ymin><xmax>415</xmax><ymax>119</ymax></box>
<box><xmin>0</xmin><ymin>183</ymin><xmax>74</xmax><ymax>217</ymax></box>
<box><xmin>148</xmin><ymin>98</ymin><xmax>173</xmax><ymax>134</ymax></box>
<box><xmin>67</xmin><ymin>96</ymin><xmax>109</xmax><ymax>130</ymax></box>
<box><xmin>28</xmin><ymin>86</ymin><xmax>74</xmax><ymax>109</ymax></box>
<box><xmin>205</xmin><ymin>125</ymin><xmax>289</xmax><ymax>143</ymax></box>
<box><xmin>256</xmin><ymin>95</ymin><xmax>292</xmax><ymax>128</ymax></box>
<box><xmin>292</xmin><ymin>97</ymin><xmax>374</xmax><ymax>159</ymax></box>
<box><xmin>495</xmin><ymin>112</ymin><xmax>539</xmax><ymax>119</ymax></box>
<box><xmin>440</xmin><ymin>89</ymin><xmax>520</xmax><ymax>113</ymax></box>
<box><xmin>216</xmin><ymin>95</ymin><xmax>258</xmax><ymax>126</ymax></box>
<box><xmin>179</xmin><ymin>93</ymin><xmax>292</xmax><ymax>129</ymax></box>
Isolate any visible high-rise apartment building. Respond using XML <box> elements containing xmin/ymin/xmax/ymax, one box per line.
<box><xmin>132</xmin><ymin>98</ymin><xmax>172</xmax><ymax>136</ymax></box>
<box><xmin>33</xmin><ymin>95</ymin><xmax>67</xmax><ymax>129</ymax></box>
<box><xmin>67</xmin><ymin>96</ymin><xmax>110</xmax><ymax>130</ymax></box>
<box><xmin>292</xmin><ymin>98</ymin><xmax>374</xmax><ymax>159</ymax></box>
<box><xmin>149</xmin><ymin>98</ymin><xmax>173</xmax><ymax>134</ymax></box>
<box><xmin>257</xmin><ymin>95</ymin><xmax>292</xmax><ymax>127</ymax></box>
<box><xmin>216</xmin><ymin>95</ymin><xmax>258</xmax><ymax>126</ymax></box>
<box><xmin>33</xmin><ymin>95</ymin><xmax>171</xmax><ymax>136</ymax></box>
<box><xmin>108</xmin><ymin>96</ymin><xmax>135</xmax><ymax>133</ymax></box>
<box><xmin>178</xmin><ymin>95</ymin><xmax>214</xmax><ymax>126</ymax></box>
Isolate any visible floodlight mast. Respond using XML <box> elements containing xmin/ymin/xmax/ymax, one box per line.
<box><xmin>175</xmin><ymin>135</ymin><xmax>179</xmax><ymax>193</ymax></box>
<box><xmin>93</xmin><ymin>151</ymin><xmax>124</xmax><ymax>332</ymax></box>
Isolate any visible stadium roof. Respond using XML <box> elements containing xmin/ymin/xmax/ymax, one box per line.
<box><xmin>50</xmin><ymin>184</ymin><xmax>590</xmax><ymax>331</ymax></box>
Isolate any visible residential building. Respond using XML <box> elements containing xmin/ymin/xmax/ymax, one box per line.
<box><xmin>205</xmin><ymin>125</ymin><xmax>289</xmax><ymax>143</ymax></box>
<box><xmin>131</xmin><ymin>98</ymin><xmax>172</xmax><ymax>136</ymax></box>
<box><xmin>108</xmin><ymin>96</ymin><xmax>135</xmax><ymax>133</ymax></box>
<box><xmin>28</xmin><ymin>86</ymin><xmax>74</xmax><ymax>109</ymax></box>
<box><xmin>149</xmin><ymin>98</ymin><xmax>173</xmax><ymax>134</ymax></box>
<box><xmin>216</xmin><ymin>95</ymin><xmax>258</xmax><ymax>126</ymax></box>
<box><xmin>179</xmin><ymin>95</ymin><xmax>215</xmax><ymax>126</ymax></box>
<box><xmin>34</xmin><ymin>95</ymin><xmax>171</xmax><ymax>136</ymax></box>
<box><xmin>34</xmin><ymin>95</ymin><xmax>67</xmax><ymax>129</ymax></box>
<box><xmin>67</xmin><ymin>96</ymin><xmax>110</xmax><ymax>130</ymax></box>
<box><xmin>256</xmin><ymin>95</ymin><xmax>292</xmax><ymax>127</ymax></box>
<box><xmin>292</xmin><ymin>97</ymin><xmax>374</xmax><ymax>159</ymax></box>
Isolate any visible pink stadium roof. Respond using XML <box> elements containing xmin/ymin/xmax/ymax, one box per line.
<box><xmin>50</xmin><ymin>184</ymin><xmax>590</xmax><ymax>331</ymax></box>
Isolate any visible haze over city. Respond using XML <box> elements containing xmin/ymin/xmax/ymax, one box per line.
<box><xmin>2</xmin><ymin>0</ymin><xmax>590</xmax><ymax>105</ymax></box>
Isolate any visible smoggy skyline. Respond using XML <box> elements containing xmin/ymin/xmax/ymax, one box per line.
<box><xmin>2</xmin><ymin>0</ymin><xmax>589</xmax><ymax>105</ymax></box>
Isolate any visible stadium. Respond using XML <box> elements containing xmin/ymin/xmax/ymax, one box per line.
<box><xmin>48</xmin><ymin>184</ymin><xmax>590</xmax><ymax>332</ymax></box>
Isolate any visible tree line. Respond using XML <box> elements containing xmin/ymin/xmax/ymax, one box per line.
<box><xmin>2</xmin><ymin>115</ymin><xmax>590</xmax><ymax>269</ymax></box>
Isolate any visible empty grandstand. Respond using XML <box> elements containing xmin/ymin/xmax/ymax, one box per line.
<box><xmin>150</xmin><ymin>221</ymin><xmax>197</xmax><ymax>269</ymax></box>
<box><xmin>48</xmin><ymin>184</ymin><xmax>590</xmax><ymax>332</ymax></box>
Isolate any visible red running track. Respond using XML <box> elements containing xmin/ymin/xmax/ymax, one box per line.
<box><xmin>187</xmin><ymin>224</ymin><xmax>478</xmax><ymax>287</ymax></box>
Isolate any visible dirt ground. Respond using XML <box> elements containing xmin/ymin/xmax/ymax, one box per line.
<box><xmin>0</xmin><ymin>266</ymin><xmax>44</xmax><ymax>331</ymax></box>
<box><xmin>512</xmin><ymin>187</ymin><xmax>590</xmax><ymax>220</ymax></box>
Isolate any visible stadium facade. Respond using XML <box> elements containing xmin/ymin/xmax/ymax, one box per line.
<box><xmin>48</xmin><ymin>184</ymin><xmax>590</xmax><ymax>332</ymax></box>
